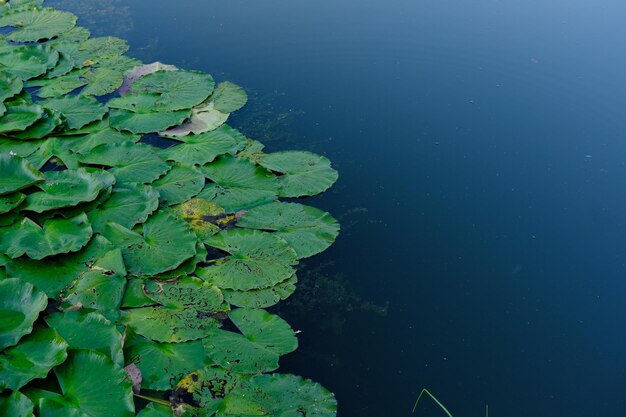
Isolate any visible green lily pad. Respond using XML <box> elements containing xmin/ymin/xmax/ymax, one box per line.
<box><xmin>119</xmin><ymin>61</ymin><xmax>178</xmax><ymax>95</ymax></box>
<box><xmin>21</xmin><ymin>168</ymin><xmax>105</xmax><ymax>213</ymax></box>
<box><xmin>237</xmin><ymin>202</ymin><xmax>340</xmax><ymax>258</ymax></box>
<box><xmin>0</xmin><ymin>7</ymin><xmax>77</xmax><ymax>42</ymax></box>
<box><xmin>211</xmin><ymin>81</ymin><xmax>248</xmax><ymax>113</ymax></box>
<box><xmin>0</xmin><ymin>69</ymin><xmax>23</xmax><ymax>106</ymax></box>
<box><xmin>136</xmin><ymin>403</ymin><xmax>172</xmax><ymax>417</ymax></box>
<box><xmin>109</xmin><ymin>106</ymin><xmax>191</xmax><ymax>135</ymax></box>
<box><xmin>121</xmin><ymin>278</ymin><xmax>154</xmax><ymax>308</ymax></box>
<box><xmin>45</xmin><ymin>311</ymin><xmax>124</xmax><ymax>367</ymax></box>
<box><xmin>128</xmin><ymin>70</ymin><xmax>215</xmax><ymax>112</ymax></box>
<box><xmin>0</xmin><ymin>192</ymin><xmax>25</xmax><ymax>214</ymax></box>
<box><xmin>152</xmin><ymin>164</ymin><xmax>205</xmax><ymax>206</ymax></box>
<box><xmin>9</xmin><ymin>108</ymin><xmax>64</xmax><ymax>140</ymax></box>
<box><xmin>0</xmin><ymin>138</ymin><xmax>42</xmax><ymax>158</ymax></box>
<box><xmin>203</xmin><ymin>308</ymin><xmax>297</xmax><ymax>373</ymax></box>
<box><xmin>158</xmin><ymin>101</ymin><xmax>228</xmax><ymax>138</ymax></box>
<box><xmin>58</xmin><ymin>248</ymin><xmax>126</xmax><ymax>318</ymax></box>
<box><xmin>221</xmin><ymin>374</ymin><xmax>337</xmax><ymax>417</ymax></box>
<box><xmin>259</xmin><ymin>151</ymin><xmax>339</xmax><ymax>197</ymax></box>
<box><xmin>198</xmin><ymin>229</ymin><xmax>297</xmax><ymax>291</ymax></box>
<box><xmin>175</xmin><ymin>366</ymin><xmax>239</xmax><ymax>416</ymax></box>
<box><xmin>199</xmin><ymin>156</ymin><xmax>278</xmax><ymax>212</ymax></box>
<box><xmin>122</xmin><ymin>276</ymin><xmax>227</xmax><ymax>343</ymax></box>
<box><xmin>222</xmin><ymin>274</ymin><xmax>297</xmax><ymax>308</ymax></box>
<box><xmin>125</xmin><ymin>333</ymin><xmax>211</xmax><ymax>390</ymax></box>
<box><xmin>0</xmin><ymin>103</ymin><xmax>44</xmax><ymax>134</ymax></box>
<box><xmin>66</xmin><ymin>127</ymin><xmax>140</xmax><ymax>156</ymax></box>
<box><xmin>80</xmin><ymin>67</ymin><xmax>124</xmax><ymax>96</ymax></box>
<box><xmin>0</xmin><ymin>326</ymin><xmax>68</xmax><ymax>391</ymax></box>
<box><xmin>51</xmin><ymin>350</ymin><xmax>134</xmax><ymax>417</ymax></box>
<box><xmin>87</xmin><ymin>182</ymin><xmax>158</xmax><ymax>233</ymax></box>
<box><xmin>0</xmin><ymin>278</ymin><xmax>47</xmax><ymax>350</ymax></box>
<box><xmin>79</xmin><ymin>141</ymin><xmax>169</xmax><ymax>184</ymax></box>
<box><xmin>73</xmin><ymin>36</ymin><xmax>129</xmax><ymax>65</ymax></box>
<box><xmin>101</xmin><ymin>211</ymin><xmax>196</xmax><ymax>276</ymax></box>
<box><xmin>0</xmin><ymin>153</ymin><xmax>44</xmax><ymax>196</ymax></box>
<box><xmin>25</xmin><ymin>136</ymin><xmax>82</xmax><ymax>170</ymax></box>
<box><xmin>0</xmin><ymin>44</ymin><xmax>59</xmax><ymax>80</ymax></box>
<box><xmin>0</xmin><ymin>212</ymin><xmax>93</xmax><ymax>260</ymax></box>
<box><xmin>0</xmin><ymin>391</ymin><xmax>34</xmax><ymax>417</ymax></box>
<box><xmin>159</xmin><ymin>126</ymin><xmax>245</xmax><ymax>165</ymax></box>
<box><xmin>4</xmin><ymin>235</ymin><xmax>114</xmax><ymax>298</ymax></box>
<box><xmin>43</xmin><ymin>95</ymin><xmax>107</xmax><ymax>130</ymax></box>
<box><xmin>27</xmin><ymin>70</ymin><xmax>86</xmax><ymax>98</ymax></box>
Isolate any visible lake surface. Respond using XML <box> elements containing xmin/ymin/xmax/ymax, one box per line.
<box><xmin>52</xmin><ymin>0</ymin><xmax>626</xmax><ymax>416</ymax></box>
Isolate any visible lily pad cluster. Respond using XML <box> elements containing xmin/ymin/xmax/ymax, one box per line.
<box><xmin>0</xmin><ymin>1</ymin><xmax>339</xmax><ymax>416</ymax></box>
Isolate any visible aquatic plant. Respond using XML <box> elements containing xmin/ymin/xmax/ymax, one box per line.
<box><xmin>0</xmin><ymin>0</ymin><xmax>340</xmax><ymax>415</ymax></box>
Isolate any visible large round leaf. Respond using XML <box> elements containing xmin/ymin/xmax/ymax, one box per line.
<box><xmin>258</xmin><ymin>151</ymin><xmax>338</xmax><ymax>197</ymax></box>
<box><xmin>198</xmin><ymin>229</ymin><xmax>297</xmax><ymax>291</ymax></box>
<box><xmin>4</xmin><ymin>235</ymin><xmax>114</xmax><ymax>299</ymax></box>
<box><xmin>0</xmin><ymin>44</ymin><xmax>59</xmax><ymax>80</ymax></box>
<box><xmin>125</xmin><ymin>333</ymin><xmax>210</xmax><ymax>390</ymax></box>
<box><xmin>0</xmin><ymin>192</ymin><xmax>25</xmax><ymax>214</ymax></box>
<box><xmin>199</xmin><ymin>156</ymin><xmax>278</xmax><ymax>212</ymax></box>
<box><xmin>52</xmin><ymin>350</ymin><xmax>135</xmax><ymax>417</ymax></box>
<box><xmin>122</xmin><ymin>276</ymin><xmax>227</xmax><ymax>342</ymax></box>
<box><xmin>101</xmin><ymin>211</ymin><xmax>196</xmax><ymax>276</ymax></box>
<box><xmin>221</xmin><ymin>374</ymin><xmax>337</xmax><ymax>417</ymax></box>
<box><xmin>43</xmin><ymin>95</ymin><xmax>107</xmax><ymax>130</ymax></box>
<box><xmin>0</xmin><ymin>213</ymin><xmax>92</xmax><ymax>260</ymax></box>
<box><xmin>87</xmin><ymin>182</ymin><xmax>159</xmax><ymax>233</ymax></box>
<box><xmin>21</xmin><ymin>168</ymin><xmax>105</xmax><ymax>213</ymax></box>
<box><xmin>222</xmin><ymin>274</ymin><xmax>297</xmax><ymax>308</ymax></box>
<box><xmin>159</xmin><ymin>127</ymin><xmax>245</xmax><ymax>165</ymax></box>
<box><xmin>175</xmin><ymin>366</ymin><xmax>240</xmax><ymax>415</ymax></box>
<box><xmin>170</xmin><ymin>197</ymin><xmax>227</xmax><ymax>240</ymax></box>
<box><xmin>203</xmin><ymin>308</ymin><xmax>297</xmax><ymax>374</ymax></box>
<box><xmin>237</xmin><ymin>202</ymin><xmax>340</xmax><ymax>258</ymax></box>
<box><xmin>129</xmin><ymin>70</ymin><xmax>215</xmax><ymax>111</ymax></box>
<box><xmin>79</xmin><ymin>141</ymin><xmax>169</xmax><ymax>184</ymax></box>
<box><xmin>45</xmin><ymin>311</ymin><xmax>124</xmax><ymax>367</ymax></box>
<box><xmin>0</xmin><ymin>69</ymin><xmax>23</xmax><ymax>110</ymax></box>
<box><xmin>0</xmin><ymin>278</ymin><xmax>47</xmax><ymax>350</ymax></box>
<box><xmin>211</xmin><ymin>81</ymin><xmax>248</xmax><ymax>113</ymax></box>
<box><xmin>109</xmin><ymin>107</ymin><xmax>191</xmax><ymax>134</ymax></box>
<box><xmin>0</xmin><ymin>326</ymin><xmax>68</xmax><ymax>391</ymax></box>
<box><xmin>158</xmin><ymin>101</ymin><xmax>228</xmax><ymax>138</ymax></box>
<box><xmin>0</xmin><ymin>7</ymin><xmax>77</xmax><ymax>42</ymax></box>
<box><xmin>0</xmin><ymin>103</ymin><xmax>43</xmax><ymax>134</ymax></box>
<box><xmin>9</xmin><ymin>107</ymin><xmax>64</xmax><ymax>140</ymax></box>
<box><xmin>0</xmin><ymin>391</ymin><xmax>34</xmax><ymax>417</ymax></box>
<box><xmin>151</xmin><ymin>164</ymin><xmax>205</xmax><ymax>206</ymax></box>
<box><xmin>0</xmin><ymin>153</ymin><xmax>44</xmax><ymax>196</ymax></box>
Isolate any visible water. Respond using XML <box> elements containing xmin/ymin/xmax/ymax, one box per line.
<box><xmin>52</xmin><ymin>0</ymin><xmax>626</xmax><ymax>415</ymax></box>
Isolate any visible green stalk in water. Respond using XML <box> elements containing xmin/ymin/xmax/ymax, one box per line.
<box><xmin>412</xmin><ymin>388</ymin><xmax>454</xmax><ymax>417</ymax></box>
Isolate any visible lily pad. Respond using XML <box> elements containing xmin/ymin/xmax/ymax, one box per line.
<box><xmin>129</xmin><ymin>70</ymin><xmax>215</xmax><ymax>111</ymax></box>
<box><xmin>43</xmin><ymin>95</ymin><xmax>107</xmax><ymax>130</ymax></box>
<box><xmin>101</xmin><ymin>211</ymin><xmax>196</xmax><ymax>276</ymax></box>
<box><xmin>9</xmin><ymin>108</ymin><xmax>64</xmax><ymax>140</ymax></box>
<box><xmin>0</xmin><ymin>44</ymin><xmax>59</xmax><ymax>80</ymax></box>
<box><xmin>73</xmin><ymin>36</ymin><xmax>129</xmax><ymax>65</ymax></box>
<box><xmin>21</xmin><ymin>168</ymin><xmax>105</xmax><ymax>213</ymax></box>
<box><xmin>203</xmin><ymin>308</ymin><xmax>297</xmax><ymax>374</ymax></box>
<box><xmin>80</xmin><ymin>67</ymin><xmax>124</xmax><ymax>96</ymax></box>
<box><xmin>152</xmin><ymin>164</ymin><xmax>205</xmax><ymax>206</ymax></box>
<box><xmin>222</xmin><ymin>274</ymin><xmax>297</xmax><ymax>308</ymax></box>
<box><xmin>87</xmin><ymin>182</ymin><xmax>158</xmax><ymax>233</ymax></box>
<box><xmin>4</xmin><ymin>235</ymin><xmax>114</xmax><ymax>298</ymax></box>
<box><xmin>0</xmin><ymin>153</ymin><xmax>44</xmax><ymax>195</ymax></box>
<box><xmin>79</xmin><ymin>141</ymin><xmax>169</xmax><ymax>184</ymax></box>
<box><xmin>0</xmin><ymin>69</ymin><xmax>23</xmax><ymax>107</ymax></box>
<box><xmin>119</xmin><ymin>61</ymin><xmax>178</xmax><ymax>95</ymax></box>
<box><xmin>0</xmin><ymin>7</ymin><xmax>77</xmax><ymax>42</ymax></box>
<box><xmin>198</xmin><ymin>229</ymin><xmax>298</xmax><ymax>291</ymax></box>
<box><xmin>258</xmin><ymin>151</ymin><xmax>338</xmax><ymax>197</ymax></box>
<box><xmin>51</xmin><ymin>350</ymin><xmax>134</xmax><ymax>417</ymax></box>
<box><xmin>0</xmin><ymin>192</ymin><xmax>25</xmax><ymax>214</ymax></box>
<box><xmin>0</xmin><ymin>326</ymin><xmax>68</xmax><ymax>391</ymax></box>
<box><xmin>45</xmin><ymin>310</ymin><xmax>124</xmax><ymax>367</ymax></box>
<box><xmin>0</xmin><ymin>278</ymin><xmax>47</xmax><ymax>350</ymax></box>
<box><xmin>0</xmin><ymin>391</ymin><xmax>34</xmax><ymax>417</ymax></box>
<box><xmin>211</xmin><ymin>81</ymin><xmax>248</xmax><ymax>113</ymax></box>
<box><xmin>0</xmin><ymin>103</ymin><xmax>44</xmax><ymax>134</ymax></box>
<box><xmin>237</xmin><ymin>202</ymin><xmax>340</xmax><ymax>258</ymax></box>
<box><xmin>0</xmin><ymin>212</ymin><xmax>93</xmax><ymax>260</ymax></box>
<box><xmin>175</xmin><ymin>366</ymin><xmax>239</xmax><ymax>416</ymax></box>
<box><xmin>122</xmin><ymin>276</ymin><xmax>227</xmax><ymax>342</ymax></box>
<box><xmin>199</xmin><ymin>156</ymin><xmax>278</xmax><ymax>212</ymax></box>
<box><xmin>136</xmin><ymin>403</ymin><xmax>172</xmax><ymax>417</ymax></box>
<box><xmin>58</xmin><ymin>248</ymin><xmax>126</xmax><ymax>318</ymax></box>
<box><xmin>159</xmin><ymin>125</ymin><xmax>245</xmax><ymax>165</ymax></box>
<box><xmin>170</xmin><ymin>197</ymin><xmax>227</xmax><ymax>240</ymax></box>
<box><xmin>125</xmin><ymin>333</ymin><xmax>210</xmax><ymax>390</ymax></box>
<box><xmin>109</xmin><ymin>107</ymin><xmax>191</xmax><ymax>134</ymax></box>
<box><xmin>158</xmin><ymin>101</ymin><xmax>229</xmax><ymax>137</ymax></box>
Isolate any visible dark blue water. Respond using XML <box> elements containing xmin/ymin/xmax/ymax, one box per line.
<box><xmin>55</xmin><ymin>0</ymin><xmax>626</xmax><ymax>416</ymax></box>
